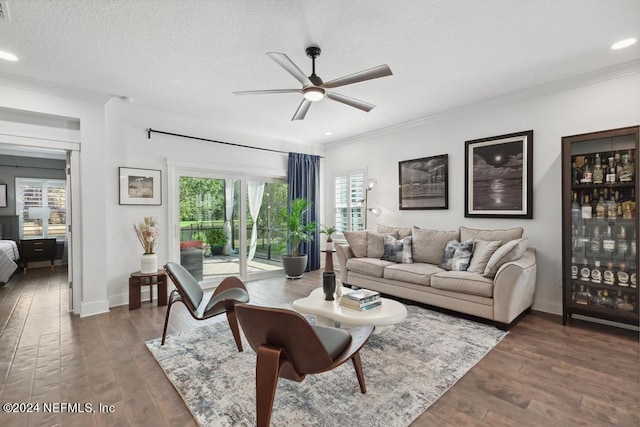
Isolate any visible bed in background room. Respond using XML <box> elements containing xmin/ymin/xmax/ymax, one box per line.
<box><xmin>0</xmin><ymin>216</ymin><xmax>20</xmax><ymax>284</ymax></box>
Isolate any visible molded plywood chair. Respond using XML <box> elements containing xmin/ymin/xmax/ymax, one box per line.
<box><xmin>235</xmin><ymin>303</ymin><xmax>374</xmax><ymax>426</ymax></box>
<box><xmin>162</xmin><ymin>262</ymin><xmax>249</xmax><ymax>350</ymax></box>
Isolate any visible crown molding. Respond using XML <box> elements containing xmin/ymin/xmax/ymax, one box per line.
<box><xmin>325</xmin><ymin>59</ymin><xmax>640</xmax><ymax>150</ymax></box>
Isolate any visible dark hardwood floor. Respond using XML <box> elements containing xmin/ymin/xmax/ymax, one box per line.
<box><xmin>0</xmin><ymin>267</ymin><xmax>638</xmax><ymax>426</ymax></box>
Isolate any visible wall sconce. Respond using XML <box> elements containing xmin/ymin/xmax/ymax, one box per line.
<box><xmin>368</xmin><ymin>207</ymin><xmax>383</xmax><ymax>217</ymax></box>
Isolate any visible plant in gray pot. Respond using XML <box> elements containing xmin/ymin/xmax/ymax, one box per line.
<box><xmin>206</xmin><ymin>228</ymin><xmax>228</xmax><ymax>256</ymax></box>
<box><xmin>280</xmin><ymin>198</ymin><xmax>316</xmax><ymax>279</ymax></box>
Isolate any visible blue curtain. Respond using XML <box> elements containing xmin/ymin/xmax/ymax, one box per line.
<box><xmin>287</xmin><ymin>152</ymin><xmax>320</xmax><ymax>271</ymax></box>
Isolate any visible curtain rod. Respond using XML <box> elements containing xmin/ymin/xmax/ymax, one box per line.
<box><xmin>147</xmin><ymin>128</ymin><xmax>324</xmax><ymax>158</ymax></box>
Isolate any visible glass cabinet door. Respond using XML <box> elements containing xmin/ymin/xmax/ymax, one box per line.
<box><xmin>562</xmin><ymin>126</ymin><xmax>639</xmax><ymax>326</ymax></box>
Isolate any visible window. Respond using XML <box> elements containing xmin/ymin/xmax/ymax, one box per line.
<box><xmin>334</xmin><ymin>171</ymin><xmax>365</xmax><ymax>233</ymax></box>
<box><xmin>15</xmin><ymin>178</ymin><xmax>66</xmax><ymax>239</ymax></box>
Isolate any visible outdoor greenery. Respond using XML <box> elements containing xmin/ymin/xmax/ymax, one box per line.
<box><xmin>178</xmin><ymin>177</ymin><xmax>289</xmax><ymax>259</ymax></box>
<box><xmin>206</xmin><ymin>228</ymin><xmax>227</xmax><ymax>248</ymax></box>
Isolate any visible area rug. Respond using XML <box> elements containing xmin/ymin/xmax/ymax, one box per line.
<box><xmin>146</xmin><ymin>305</ymin><xmax>506</xmax><ymax>426</ymax></box>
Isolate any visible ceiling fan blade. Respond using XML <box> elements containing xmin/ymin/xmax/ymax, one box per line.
<box><xmin>267</xmin><ymin>52</ymin><xmax>312</xmax><ymax>86</ymax></box>
<box><xmin>326</xmin><ymin>92</ymin><xmax>375</xmax><ymax>112</ymax></box>
<box><xmin>292</xmin><ymin>99</ymin><xmax>312</xmax><ymax>121</ymax></box>
<box><xmin>233</xmin><ymin>89</ymin><xmax>301</xmax><ymax>95</ymax></box>
<box><xmin>322</xmin><ymin>64</ymin><xmax>393</xmax><ymax>89</ymax></box>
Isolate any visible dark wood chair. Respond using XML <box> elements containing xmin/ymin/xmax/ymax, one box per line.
<box><xmin>235</xmin><ymin>303</ymin><xmax>374</xmax><ymax>426</ymax></box>
<box><xmin>162</xmin><ymin>262</ymin><xmax>250</xmax><ymax>350</ymax></box>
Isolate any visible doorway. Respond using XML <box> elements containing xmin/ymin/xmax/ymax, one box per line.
<box><xmin>169</xmin><ymin>164</ymin><xmax>288</xmax><ymax>286</ymax></box>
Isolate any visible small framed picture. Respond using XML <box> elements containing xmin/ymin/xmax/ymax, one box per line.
<box><xmin>119</xmin><ymin>167</ymin><xmax>162</xmax><ymax>205</ymax></box>
<box><xmin>465</xmin><ymin>130</ymin><xmax>533</xmax><ymax>218</ymax></box>
<box><xmin>399</xmin><ymin>154</ymin><xmax>448</xmax><ymax>210</ymax></box>
<box><xmin>0</xmin><ymin>184</ymin><xmax>6</xmax><ymax>208</ymax></box>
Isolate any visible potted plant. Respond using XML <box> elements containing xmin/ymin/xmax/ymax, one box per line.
<box><xmin>280</xmin><ymin>198</ymin><xmax>316</xmax><ymax>278</ymax></box>
<box><xmin>320</xmin><ymin>225</ymin><xmax>337</xmax><ymax>251</ymax></box>
<box><xmin>206</xmin><ymin>227</ymin><xmax>228</xmax><ymax>256</ymax></box>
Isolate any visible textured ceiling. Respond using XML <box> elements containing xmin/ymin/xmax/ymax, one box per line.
<box><xmin>0</xmin><ymin>0</ymin><xmax>638</xmax><ymax>146</ymax></box>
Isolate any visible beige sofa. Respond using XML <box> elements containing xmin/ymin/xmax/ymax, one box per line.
<box><xmin>336</xmin><ymin>225</ymin><xmax>537</xmax><ymax>329</ymax></box>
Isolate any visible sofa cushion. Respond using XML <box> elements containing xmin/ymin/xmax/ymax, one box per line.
<box><xmin>411</xmin><ymin>228</ymin><xmax>459</xmax><ymax>264</ymax></box>
<box><xmin>344</xmin><ymin>231</ymin><xmax>367</xmax><ymax>258</ymax></box>
<box><xmin>345</xmin><ymin>257</ymin><xmax>395</xmax><ymax>278</ymax></box>
<box><xmin>431</xmin><ymin>271</ymin><xmax>494</xmax><ymax>297</ymax></box>
<box><xmin>384</xmin><ymin>263</ymin><xmax>445</xmax><ymax>286</ymax></box>
<box><xmin>381</xmin><ymin>235</ymin><xmax>413</xmax><ymax>263</ymax></box>
<box><xmin>439</xmin><ymin>239</ymin><xmax>475</xmax><ymax>271</ymax></box>
<box><xmin>367</xmin><ymin>231</ymin><xmax>397</xmax><ymax>258</ymax></box>
<box><xmin>377</xmin><ymin>224</ymin><xmax>413</xmax><ymax>239</ymax></box>
<box><xmin>459</xmin><ymin>226</ymin><xmax>523</xmax><ymax>243</ymax></box>
<box><xmin>467</xmin><ymin>239</ymin><xmax>502</xmax><ymax>273</ymax></box>
<box><xmin>482</xmin><ymin>238</ymin><xmax>528</xmax><ymax>278</ymax></box>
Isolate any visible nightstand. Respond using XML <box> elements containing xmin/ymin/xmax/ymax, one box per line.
<box><xmin>20</xmin><ymin>238</ymin><xmax>57</xmax><ymax>273</ymax></box>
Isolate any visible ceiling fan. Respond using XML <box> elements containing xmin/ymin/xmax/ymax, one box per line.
<box><xmin>233</xmin><ymin>46</ymin><xmax>393</xmax><ymax>121</ymax></box>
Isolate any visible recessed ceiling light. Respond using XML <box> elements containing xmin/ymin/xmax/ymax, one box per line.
<box><xmin>324</xmin><ymin>131</ymin><xmax>333</xmax><ymax>136</ymax></box>
<box><xmin>611</xmin><ymin>38</ymin><xmax>637</xmax><ymax>50</ymax></box>
<box><xmin>0</xmin><ymin>51</ymin><xmax>18</xmax><ymax>61</ymax></box>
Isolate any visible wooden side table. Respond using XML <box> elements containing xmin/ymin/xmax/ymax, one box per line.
<box><xmin>129</xmin><ymin>270</ymin><xmax>168</xmax><ymax>310</ymax></box>
<box><xmin>322</xmin><ymin>249</ymin><xmax>336</xmax><ymax>272</ymax></box>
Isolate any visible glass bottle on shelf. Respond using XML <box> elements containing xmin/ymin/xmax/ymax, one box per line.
<box><xmin>591</xmin><ymin>289</ymin><xmax>607</xmax><ymax>306</ymax></box>
<box><xmin>595</xmin><ymin>197</ymin><xmax>606</xmax><ymax>219</ymax></box>
<box><xmin>581</xmin><ymin>194</ymin><xmax>592</xmax><ymax>219</ymax></box>
<box><xmin>571</xmin><ymin>192</ymin><xmax>581</xmax><ymax>222</ymax></box>
<box><xmin>623</xmin><ymin>204</ymin><xmax>633</xmax><ymax>219</ymax></box>
<box><xmin>606</xmin><ymin>156</ymin><xmax>617</xmax><ymax>183</ymax></box>
<box><xmin>592</xmin><ymin>153</ymin><xmax>604</xmax><ymax>184</ymax></box>
<box><xmin>571</xmin><ymin>257</ymin><xmax>578</xmax><ymax>280</ymax></box>
<box><xmin>617</xmin><ymin>226</ymin><xmax>628</xmax><ymax>256</ymax></box>
<box><xmin>575</xmin><ymin>285</ymin><xmax>591</xmax><ymax>305</ymax></box>
<box><xmin>580</xmin><ymin>259</ymin><xmax>591</xmax><ymax>282</ymax></box>
<box><xmin>615</xmin><ymin>152</ymin><xmax>623</xmax><ymax>181</ymax></box>
<box><xmin>590</xmin><ymin>260</ymin><xmax>602</xmax><ymax>284</ymax></box>
<box><xmin>619</xmin><ymin>153</ymin><xmax>634</xmax><ymax>182</ymax></box>
<box><xmin>617</xmin><ymin>263</ymin><xmax>629</xmax><ymax>287</ymax></box>
<box><xmin>601</xmin><ymin>289</ymin><xmax>613</xmax><ymax>307</ymax></box>
<box><xmin>607</xmin><ymin>196</ymin><xmax>618</xmax><ymax>220</ymax></box>
<box><xmin>603</xmin><ymin>261</ymin><xmax>616</xmax><ymax>286</ymax></box>
<box><xmin>617</xmin><ymin>294</ymin><xmax>635</xmax><ymax>311</ymax></box>
<box><xmin>581</xmin><ymin>157</ymin><xmax>593</xmax><ymax>184</ymax></box>
<box><xmin>590</xmin><ymin>226</ymin><xmax>602</xmax><ymax>255</ymax></box>
<box><xmin>601</xmin><ymin>226</ymin><xmax>615</xmax><ymax>255</ymax></box>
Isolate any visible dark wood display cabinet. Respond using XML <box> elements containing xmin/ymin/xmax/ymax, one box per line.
<box><xmin>562</xmin><ymin>126</ymin><xmax>639</xmax><ymax>327</ymax></box>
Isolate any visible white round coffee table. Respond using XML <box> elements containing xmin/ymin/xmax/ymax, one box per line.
<box><xmin>292</xmin><ymin>287</ymin><xmax>407</xmax><ymax>333</ymax></box>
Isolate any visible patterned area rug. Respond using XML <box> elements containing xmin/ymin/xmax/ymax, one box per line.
<box><xmin>146</xmin><ymin>305</ymin><xmax>506</xmax><ymax>426</ymax></box>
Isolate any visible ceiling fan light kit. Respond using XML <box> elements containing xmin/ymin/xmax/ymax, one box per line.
<box><xmin>233</xmin><ymin>45</ymin><xmax>393</xmax><ymax>121</ymax></box>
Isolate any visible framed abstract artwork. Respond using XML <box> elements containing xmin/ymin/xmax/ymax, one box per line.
<box><xmin>119</xmin><ymin>167</ymin><xmax>162</xmax><ymax>205</ymax></box>
<box><xmin>465</xmin><ymin>130</ymin><xmax>533</xmax><ymax>218</ymax></box>
<box><xmin>399</xmin><ymin>154</ymin><xmax>448</xmax><ymax>210</ymax></box>
<box><xmin>0</xmin><ymin>184</ymin><xmax>6</xmax><ymax>208</ymax></box>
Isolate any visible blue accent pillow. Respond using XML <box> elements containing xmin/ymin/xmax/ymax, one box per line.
<box><xmin>381</xmin><ymin>235</ymin><xmax>413</xmax><ymax>263</ymax></box>
<box><xmin>439</xmin><ymin>239</ymin><xmax>474</xmax><ymax>271</ymax></box>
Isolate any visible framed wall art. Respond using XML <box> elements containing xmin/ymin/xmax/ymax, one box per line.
<box><xmin>0</xmin><ymin>184</ymin><xmax>6</xmax><ymax>208</ymax></box>
<box><xmin>465</xmin><ymin>130</ymin><xmax>533</xmax><ymax>218</ymax></box>
<box><xmin>119</xmin><ymin>167</ymin><xmax>162</xmax><ymax>205</ymax></box>
<box><xmin>399</xmin><ymin>154</ymin><xmax>448</xmax><ymax>210</ymax></box>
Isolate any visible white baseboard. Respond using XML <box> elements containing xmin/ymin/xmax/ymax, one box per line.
<box><xmin>80</xmin><ymin>299</ymin><xmax>110</xmax><ymax>317</ymax></box>
<box><xmin>109</xmin><ymin>289</ymin><xmax>158</xmax><ymax>308</ymax></box>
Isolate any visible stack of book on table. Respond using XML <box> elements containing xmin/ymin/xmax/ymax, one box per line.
<box><xmin>340</xmin><ymin>288</ymin><xmax>381</xmax><ymax>311</ymax></box>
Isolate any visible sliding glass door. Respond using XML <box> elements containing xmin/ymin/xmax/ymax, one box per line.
<box><xmin>170</xmin><ymin>166</ymin><xmax>286</xmax><ymax>286</ymax></box>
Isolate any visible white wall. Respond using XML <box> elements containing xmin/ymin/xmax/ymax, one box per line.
<box><xmin>104</xmin><ymin>101</ymin><xmax>324</xmax><ymax>306</ymax></box>
<box><xmin>323</xmin><ymin>71</ymin><xmax>640</xmax><ymax>315</ymax></box>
